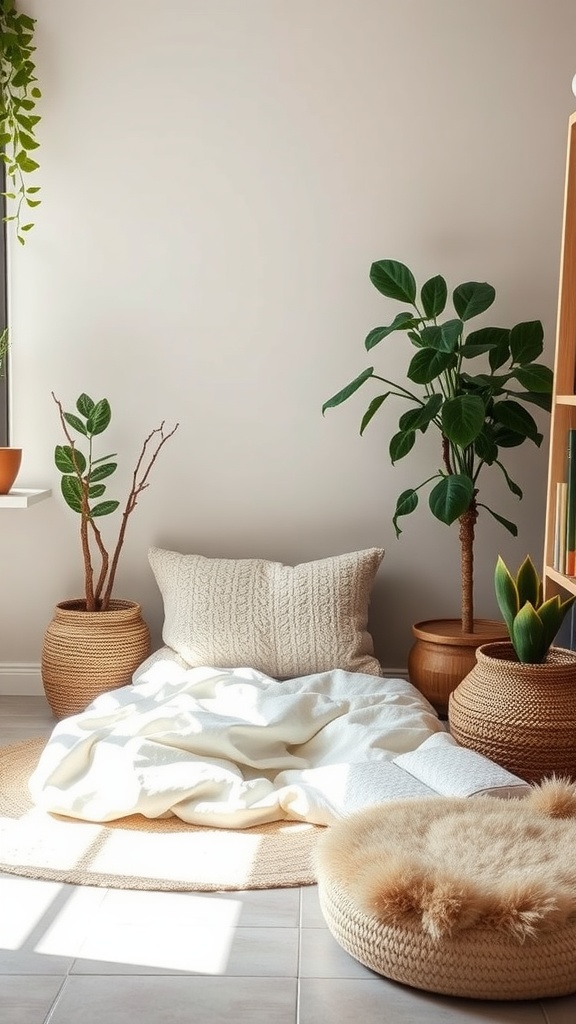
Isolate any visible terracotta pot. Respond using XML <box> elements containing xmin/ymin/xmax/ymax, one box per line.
<box><xmin>407</xmin><ymin>619</ymin><xmax>509</xmax><ymax>717</ymax></box>
<box><xmin>41</xmin><ymin>599</ymin><xmax>152</xmax><ymax>718</ymax></box>
<box><xmin>448</xmin><ymin>641</ymin><xmax>576</xmax><ymax>783</ymax></box>
<box><xmin>0</xmin><ymin>447</ymin><xmax>22</xmax><ymax>494</ymax></box>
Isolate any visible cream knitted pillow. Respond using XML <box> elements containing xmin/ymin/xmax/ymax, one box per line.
<box><xmin>148</xmin><ymin>546</ymin><xmax>384</xmax><ymax>678</ymax></box>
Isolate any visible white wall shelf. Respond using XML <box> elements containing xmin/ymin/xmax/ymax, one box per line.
<box><xmin>0</xmin><ymin>488</ymin><xmax>52</xmax><ymax>508</ymax></box>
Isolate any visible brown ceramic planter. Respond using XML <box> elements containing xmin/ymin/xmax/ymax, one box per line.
<box><xmin>0</xmin><ymin>447</ymin><xmax>22</xmax><ymax>494</ymax></box>
<box><xmin>407</xmin><ymin>618</ymin><xmax>509</xmax><ymax>717</ymax></box>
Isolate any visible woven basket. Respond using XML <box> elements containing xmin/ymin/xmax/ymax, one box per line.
<box><xmin>448</xmin><ymin>642</ymin><xmax>576</xmax><ymax>783</ymax></box>
<box><xmin>41</xmin><ymin>599</ymin><xmax>151</xmax><ymax>718</ymax></box>
<box><xmin>318</xmin><ymin>870</ymin><xmax>576</xmax><ymax>1000</ymax></box>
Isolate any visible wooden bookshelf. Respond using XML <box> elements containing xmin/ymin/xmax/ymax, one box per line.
<box><xmin>544</xmin><ymin>111</ymin><xmax>576</xmax><ymax>599</ymax></box>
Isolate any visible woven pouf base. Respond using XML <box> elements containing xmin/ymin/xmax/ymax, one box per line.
<box><xmin>41</xmin><ymin>599</ymin><xmax>151</xmax><ymax>718</ymax></box>
<box><xmin>315</xmin><ymin>785</ymin><xmax>576</xmax><ymax>1000</ymax></box>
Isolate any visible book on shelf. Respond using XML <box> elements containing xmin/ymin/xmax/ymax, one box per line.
<box><xmin>554</xmin><ymin>480</ymin><xmax>568</xmax><ymax>571</ymax></box>
<box><xmin>566</xmin><ymin>428</ymin><xmax>576</xmax><ymax>575</ymax></box>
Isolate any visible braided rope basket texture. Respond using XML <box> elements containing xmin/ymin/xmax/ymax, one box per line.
<box><xmin>448</xmin><ymin>643</ymin><xmax>576</xmax><ymax>783</ymax></box>
<box><xmin>41</xmin><ymin>599</ymin><xmax>151</xmax><ymax>719</ymax></box>
<box><xmin>318</xmin><ymin>873</ymin><xmax>576</xmax><ymax>1000</ymax></box>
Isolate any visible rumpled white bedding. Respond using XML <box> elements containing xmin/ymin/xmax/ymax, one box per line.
<box><xmin>30</xmin><ymin>647</ymin><xmax>450</xmax><ymax>828</ymax></box>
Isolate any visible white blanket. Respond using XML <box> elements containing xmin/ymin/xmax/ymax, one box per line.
<box><xmin>30</xmin><ymin>648</ymin><xmax>450</xmax><ymax>827</ymax></box>
<box><xmin>30</xmin><ymin>649</ymin><xmax>529</xmax><ymax>828</ymax></box>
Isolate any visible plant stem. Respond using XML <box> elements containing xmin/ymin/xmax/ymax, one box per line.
<box><xmin>459</xmin><ymin>494</ymin><xmax>478</xmax><ymax>633</ymax></box>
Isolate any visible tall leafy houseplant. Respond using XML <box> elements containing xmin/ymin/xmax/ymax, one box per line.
<box><xmin>323</xmin><ymin>259</ymin><xmax>553</xmax><ymax>633</ymax></box>
<box><xmin>0</xmin><ymin>0</ymin><xmax>41</xmax><ymax>244</ymax></box>
<box><xmin>53</xmin><ymin>392</ymin><xmax>179</xmax><ymax>612</ymax></box>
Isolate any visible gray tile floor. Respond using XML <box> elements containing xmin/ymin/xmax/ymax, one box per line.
<box><xmin>1</xmin><ymin>695</ymin><xmax>575</xmax><ymax>1023</ymax></box>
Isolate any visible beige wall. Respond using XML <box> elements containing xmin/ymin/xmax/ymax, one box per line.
<box><xmin>2</xmin><ymin>0</ymin><xmax>575</xmax><ymax>687</ymax></box>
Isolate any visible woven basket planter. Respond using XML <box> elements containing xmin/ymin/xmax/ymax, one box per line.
<box><xmin>41</xmin><ymin>599</ymin><xmax>151</xmax><ymax>719</ymax></box>
<box><xmin>448</xmin><ymin>641</ymin><xmax>576</xmax><ymax>783</ymax></box>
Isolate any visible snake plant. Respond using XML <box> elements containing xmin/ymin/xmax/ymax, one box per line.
<box><xmin>494</xmin><ymin>555</ymin><xmax>575</xmax><ymax>663</ymax></box>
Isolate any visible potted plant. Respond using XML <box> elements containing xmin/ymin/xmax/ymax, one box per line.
<box><xmin>0</xmin><ymin>2</ymin><xmax>42</xmax><ymax>481</ymax></box>
<box><xmin>449</xmin><ymin>555</ymin><xmax>576</xmax><ymax>782</ymax></box>
<box><xmin>41</xmin><ymin>391</ymin><xmax>179</xmax><ymax>718</ymax></box>
<box><xmin>323</xmin><ymin>258</ymin><xmax>552</xmax><ymax>712</ymax></box>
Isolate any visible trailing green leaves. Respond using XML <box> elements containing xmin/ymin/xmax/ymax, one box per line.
<box><xmin>0</xmin><ymin>0</ymin><xmax>42</xmax><ymax>244</ymax></box>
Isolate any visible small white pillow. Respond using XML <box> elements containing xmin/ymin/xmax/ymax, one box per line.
<box><xmin>148</xmin><ymin>546</ymin><xmax>384</xmax><ymax>678</ymax></box>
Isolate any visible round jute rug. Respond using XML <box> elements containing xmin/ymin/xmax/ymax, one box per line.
<box><xmin>0</xmin><ymin>739</ymin><xmax>323</xmax><ymax>892</ymax></box>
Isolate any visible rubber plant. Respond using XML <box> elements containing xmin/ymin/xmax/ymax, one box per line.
<box><xmin>494</xmin><ymin>554</ymin><xmax>575</xmax><ymax>663</ymax></box>
<box><xmin>0</xmin><ymin>0</ymin><xmax>41</xmax><ymax>244</ymax></box>
<box><xmin>52</xmin><ymin>392</ymin><xmax>179</xmax><ymax>612</ymax></box>
<box><xmin>323</xmin><ymin>259</ymin><xmax>553</xmax><ymax>633</ymax></box>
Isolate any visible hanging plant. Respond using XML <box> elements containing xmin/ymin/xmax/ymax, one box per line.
<box><xmin>0</xmin><ymin>0</ymin><xmax>40</xmax><ymax>244</ymax></box>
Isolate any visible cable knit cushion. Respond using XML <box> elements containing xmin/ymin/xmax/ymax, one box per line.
<box><xmin>148</xmin><ymin>546</ymin><xmax>384</xmax><ymax>678</ymax></box>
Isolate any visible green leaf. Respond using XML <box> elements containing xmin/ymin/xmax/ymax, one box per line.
<box><xmin>88</xmin><ymin>484</ymin><xmax>106</xmax><ymax>499</ymax></box>
<box><xmin>512</xmin><ymin>363</ymin><xmax>553</xmax><ymax>393</ymax></box>
<box><xmin>466</xmin><ymin>327</ymin><xmax>510</xmax><ymax>361</ymax></box>
<box><xmin>389</xmin><ymin>429</ymin><xmax>416</xmax><ymax>464</ymax></box>
<box><xmin>392</xmin><ymin>488</ymin><xmax>419</xmax><ymax>537</ymax></box>
<box><xmin>491</xmin><ymin>400</ymin><xmax>540</xmax><ymax>442</ymax></box>
<box><xmin>512</xmin><ymin>602</ymin><xmax>546</xmax><ymax>663</ymax></box>
<box><xmin>509</xmin><ymin>320</ymin><xmax>544</xmax><ymax>365</ymax></box>
<box><xmin>440</xmin><ymin>319</ymin><xmax>463</xmax><ymax>351</ymax></box>
<box><xmin>91</xmin><ymin>452</ymin><xmax>118</xmax><ymax>466</ymax></box>
<box><xmin>494</xmin><ymin>554</ymin><xmax>519</xmax><ymax>636</ymax></box>
<box><xmin>474</xmin><ymin>427</ymin><xmax>498</xmax><ymax>465</ymax></box>
<box><xmin>87</xmin><ymin>399</ymin><xmax>111</xmax><ymax>436</ymax></box>
<box><xmin>63</xmin><ymin>412</ymin><xmax>88</xmax><ymax>436</ymax></box>
<box><xmin>15</xmin><ymin>153</ymin><xmax>39</xmax><ymax>172</ymax></box>
<box><xmin>508</xmin><ymin>390</ymin><xmax>552</xmax><ymax>412</ymax></box>
<box><xmin>408</xmin><ymin>348</ymin><xmax>455</xmax><ymax>384</ymax></box>
<box><xmin>369</xmin><ymin>260</ymin><xmax>417</xmax><ymax>304</ymax></box>
<box><xmin>476</xmin><ymin>503</ymin><xmax>518</xmax><ymax>536</ymax></box>
<box><xmin>494</xmin><ymin>459</ymin><xmax>523</xmax><ymax>498</ymax></box>
<box><xmin>322</xmin><ymin>368</ymin><xmax>374</xmax><ymax>413</ymax></box>
<box><xmin>491</xmin><ymin>427</ymin><xmax>526</xmax><ymax>448</ymax></box>
<box><xmin>61</xmin><ymin>475</ymin><xmax>82</xmax><ymax>514</ymax></box>
<box><xmin>17</xmin><ymin>131</ymin><xmax>39</xmax><ymax>150</ymax></box>
<box><xmin>539</xmin><ymin>594</ymin><xmax>576</xmax><ymax>653</ymax></box>
<box><xmin>420</xmin><ymin>320</ymin><xmax>462</xmax><ymax>353</ymax></box>
<box><xmin>463</xmin><ymin>372</ymin><xmax>510</xmax><ymax>393</ymax></box>
<box><xmin>360</xmin><ymin>394</ymin><xmax>389</xmax><ymax>435</ymax></box>
<box><xmin>54</xmin><ymin>444</ymin><xmax>86</xmax><ymax>475</ymax></box>
<box><xmin>76</xmin><ymin>393</ymin><xmax>95</xmax><ymax>417</ymax></box>
<box><xmin>89</xmin><ymin>461</ymin><xmax>117</xmax><ymax>482</ymax></box>
<box><xmin>516</xmin><ymin>555</ymin><xmax>540</xmax><ymax>608</ymax></box>
<box><xmin>441</xmin><ymin>395</ymin><xmax>486</xmax><ymax>447</ymax></box>
<box><xmin>429</xmin><ymin>474</ymin><xmax>474</xmax><ymax>525</ymax></box>
<box><xmin>90</xmin><ymin>500</ymin><xmax>120</xmax><ymax>518</ymax></box>
<box><xmin>420</xmin><ymin>275</ymin><xmax>447</xmax><ymax>319</ymax></box>
<box><xmin>365</xmin><ymin>312</ymin><xmax>415</xmax><ymax>350</ymax></box>
<box><xmin>398</xmin><ymin>394</ymin><xmax>443</xmax><ymax>432</ymax></box>
<box><xmin>452</xmin><ymin>282</ymin><xmax>495</xmax><ymax>321</ymax></box>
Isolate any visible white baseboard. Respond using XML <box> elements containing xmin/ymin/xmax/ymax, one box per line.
<box><xmin>0</xmin><ymin>663</ymin><xmax>408</xmax><ymax>695</ymax></box>
<box><xmin>0</xmin><ymin>664</ymin><xmax>44</xmax><ymax>694</ymax></box>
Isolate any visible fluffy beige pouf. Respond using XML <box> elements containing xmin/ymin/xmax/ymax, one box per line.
<box><xmin>314</xmin><ymin>779</ymin><xmax>576</xmax><ymax>1000</ymax></box>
